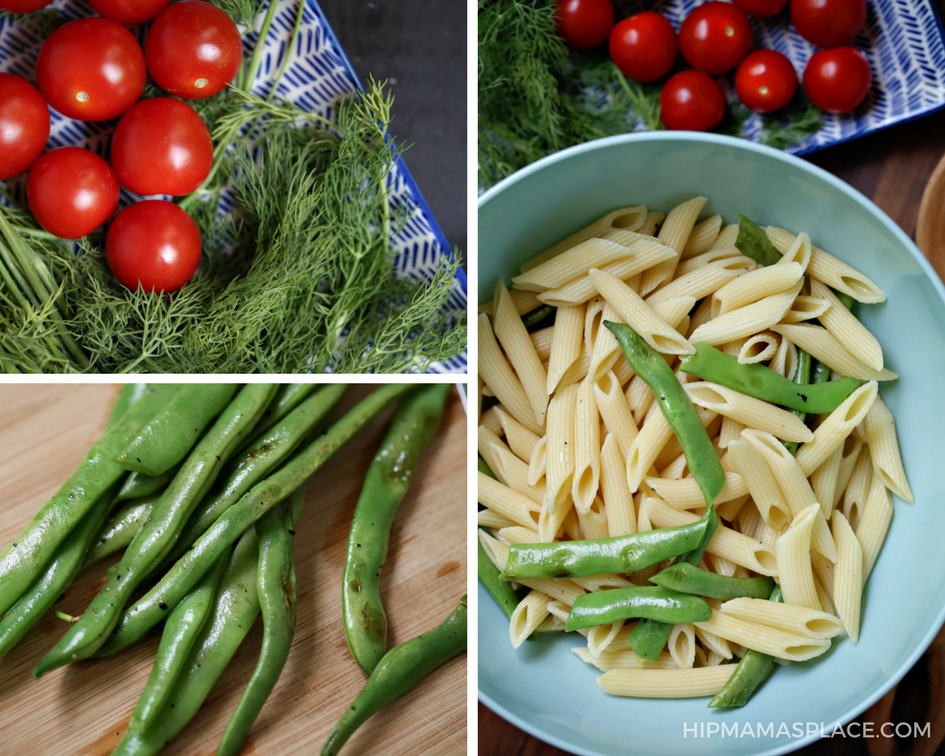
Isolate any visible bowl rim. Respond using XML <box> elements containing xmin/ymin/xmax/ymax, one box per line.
<box><xmin>476</xmin><ymin>130</ymin><xmax>945</xmax><ymax>756</ymax></box>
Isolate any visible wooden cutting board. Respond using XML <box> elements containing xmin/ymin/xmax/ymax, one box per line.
<box><xmin>0</xmin><ymin>384</ymin><xmax>467</xmax><ymax>756</ymax></box>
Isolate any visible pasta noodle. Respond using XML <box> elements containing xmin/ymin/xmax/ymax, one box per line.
<box><xmin>776</xmin><ymin>504</ymin><xmax>822</xmax><ymax>611</ymax></box>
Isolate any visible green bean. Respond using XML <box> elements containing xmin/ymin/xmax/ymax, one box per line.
<box><xmin>780</xmin><ymin>348</ymin><xmax>812</xmax><ymax>455</ymax></box>
<box><xmin>343</xmin><ymin>384</ymin><xmax>450</xmax><ymax>674</ymax></box>
<box><xmin>0</xmin><ymin>384</ymin><xmax>179</xmax><ymax>620</ymax></box>
<box><xmin>116</xmin><ymin>465</ymin><xmax>181</xmax><ymax>502</ymax></box>
<box><xmin>0</xmin><ymin>483</ymin><xmax>118</xmax><ymax>658</ymax></box>
<box><xmin>650</xmin><ymin>563</ymin><xmax>775</xmax><ymax>600</ymax></box>
<box><xmin>129</xmin><ymin>548</ymin><xmax>231</xmax><ymax>731</ymax></box>
<box><xmin>217</xmin><ymin>497</ymin><xmax>300</xmax><ymax>755</ymax></box>
<box><xmin>321</xmin><ymin>596</ymin><xmax>468</xmax><ymax>756</ymax></box>
<box><xmin>606</xmin><ymin>322</ymin><xmax>726</xmax><ymax>507</ymax></box>
<box><xmin>680</xmin><ymin>342</ymin><xmax>861</xmax><ymax>413</ymax></box>
<box><xmin>735</xmin><ymin>215</ymin><xmax>781</xmax><ymax>266</ymax></box>
<box><xmin>112</xmin><ymin>528</ymin><xmax>262</xmax><ymax>756</ymax></box>
<box><xmin>521</xmin><ymin>304</ymin><xmax>556</xmax><ymax>331</ymax></box>
<box><xmin>115</xmin><ymin>385</ymin><xmax>238</xmax><ymax>477</ymax></box>
<box><xmin>708</xmin><ymin>586</ymin><xmax>783</xmax><ymax>708</ymax></box>
<box><xmin>478</xmin><ymin>535</ymin><xmax>519</xmax><ymax>619</ymax></box>
<box><xmin>235</xmin><ymin>383</ymin><xmax>321</xmax><ymax>455</ymax></box>
<box><xmin>835</xmin><ymin>290</ymin><xmax>855</xmax><ymax>311</ymax></box>
<box><xmin>97</xmin><ymin>384</ymin><xmax>413</xmax><ymax>657</ymax></box>
<box><xmin>157</xmin><ymin>384</ymin><xmax>346</xmax><ymax>573</ymax></box>
<box><xmin>478</xmin><ymin>456</ymin><xmax>496</xmax><ymax>479</ymax></box>
<box><xmin>82</xmin><ymin>495</ymin><xmax>160</xmax><ymax>569</ymax></box>
<box><xmin>108</xmin><ymin>384</ymin><xmax>149</xmax><ymax>427</ymax></box>
<box><xmin>501</xmin><ymin>511</ymin><xmax>711</xmax><ymax>581</ymax></box>
<box><xmin>34</xmin><ymin>384</ymin><xmax>277</xmax><ymax>678</ymax></box>
<box><xmin>566</xmin><ymin>586</ymin><xmax>710</xmax><ymax>631</ymax></box>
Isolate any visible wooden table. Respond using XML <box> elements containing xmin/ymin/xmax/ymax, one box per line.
<box><xmin>0</xmin><ymin>384</ymin><xmax>466</xmax><ymax>756</ymax></box>
<box><xmin>479</xmin><ymin>92</ymin><xmax>945</xmax><ymax>756</ymax></box>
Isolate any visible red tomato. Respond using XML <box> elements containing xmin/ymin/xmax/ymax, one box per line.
<box><xmin>555</xmin><ymin>0</ymin><xmax>615</xmax><ymax>49</ymax></box>
<box><xmin>106</xmin><ymin>201</ymin><xmax>201</xmax><ymax>293</ymax></box>
<box><xmin>146</xmin><ymin>1</ymin><xmax>244</xmax><ymax>100</ymax></box>
<box><xmin>608</xmin><ymin>12</ymin><xmax>678</xmax><ymax>83</ymax></box>
<box><xmin>36</xmin><ymin>18</ymin><xmax>146</xmax><ymax>122</ymax></box>
<box><xmin>111</xmin><ymin>98</ymin><xmax>213</xmax><ymax>197</ymax></box>
<box><xmin>87</xmin><ymin>0</ymin><xmax>171</xmax><ymax>25</ymax></box>
<box><xmin>791</xmin><ymin>0</ymin><xmax>865</xmax><ymax>49</ymax></box>
<box><xmin>660</xmin><ymin>70</ymin><xmax>725</xmax><ymax>131</ymax></box>
<box><xmin>732</xmin><ymin>0</ymin><xmax>789</xmax><ymax>17</ymax></box>
<box><xmin>803</xmin><ymin>47</ymin><xmax>871</xmax><ymax>113</ymax></box>
<box><xmin>0</xmin><ymin>0</ymin><xmax>52</xmax><ymax>10</ymax></box>
<box><xmin>27</xmin><ymin>148</ymin><xmax>119</xmax><ymax>240</ymax></box>
<box><xmin>679</xmin><ymin>2</ymin><xmax>752</xmax><ymax>75</ymax></box>
<box><xmin>735</xmin><ymin>50</ymin><xmax>798</xmax><ymax>112</ymax></box>
<box><xmin>0</xmin><ymin>74</ymin><xmax>50</xmax><ymax>181</ymax></box>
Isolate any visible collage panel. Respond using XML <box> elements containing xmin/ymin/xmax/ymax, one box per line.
<box><xmin>0</xmin><ymin>0</ymin><xmax>466</xmax><ymax>374</ymax></box>
<box><xmin>0</xmin><ymin>382</ymin><xmax>466</xmax><ymax>754</ymax></box>
<box><xmin>477</xmin><ymin>0</ymin><xmax>945</xmax><ymax>754</ymax></box>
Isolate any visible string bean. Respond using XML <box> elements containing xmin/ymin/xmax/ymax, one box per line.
<box><xmin>501</xmin><ymin>512</ymin><xmax>711</xmax><ymax>581</ymax></box>
<box><xmin>735</xmin><ymin>216</ymin><xmax>781</xmax><ymax>266</ymax></box>
<box><xmin>782</xmin><ymin>348</ymin><xmax>811</xmax><ymax>456</ymax></box>
<box><xmin>650</xmin><ymin>563</ymin><xmax>775</xmax><ymax>600</ymax></box>
<box><xmin>157</xmin><ymin>384</ymin><xmax>346</xmax><ymax>572</ymax></box>
<box><xmin>116</xmin><ymin>465</ymin><xmax>180</xmax><ymax>502</ymax></box>
<box><xmin>565</xmin><ymin>587</ymin><xmax>711</xmax><ymax>631</ymax></box>
<box><xmin>115</xmin><ymin>385</ymin><xmax>238</xmax><ymax>476</ymax></box>
<box><xmin>321</xmin><ymin>596</ymin><xmax>467</xmax><ymax>756</ymax></box>
<box><xmin>344</xmin><ymin>384</ymin><xmax>451</xmax><ymax>674</ymax></box>
<box><xmin>82</xmin><ymin>495</ymin><xmax>159</xmax><ymax>569</ymax></box>
<box><xmin>34</xmin><ymin>384</ymin><xmax>277</xmax><ymax>677</ymax></box>
<box><xmin>521</xmin><ymin>304</ymin><xmax>556</xmax><ymax>331</ymax></box>
<box><xmin>679</xmin><ymin>342</ymin><xmax>861</xmax><ymax>413</ymax></box>
<box><xmin>606</xmin><ymin>322</ymin><xmax>725</xmax><ymax>507</ymax></box>
<box><xmin>97</xmin><ymin>384</ymin><xmax>414</xmax><ymax>657</ymax></box>
<box><xmin>478</xmin><ymin>536</ymin><xmax>520</xmax><ymax>620</ymax></box>
<box><xmin>0</xmin><ymin>384</ymin><xmax>179</xmax><ymax>619</ymax></box>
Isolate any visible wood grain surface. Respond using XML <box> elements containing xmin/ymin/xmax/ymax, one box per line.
<box><xmin>479</xmin><ymin>77</ymin><xmax>945</xmax><ymax>756</ymax></box>
<box><xmin>0</xmin><ymin>384</ymin><xmax>466</xmax><ymax>756</ymax></box>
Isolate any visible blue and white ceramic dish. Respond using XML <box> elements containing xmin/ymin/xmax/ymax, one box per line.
<box><xmin>478</xmin><ymin>132</ymin><xmax>945</xmax><ymax>756</ymax></box>
<box><xmin>608</xmin><ymin>0</ymin><xmax>945</xmax><ymax>154</ymax></box>
<box><xmin>0</xmin><ymin>0</ymin><xmax>467</xmax><ymax>374</ymax></box>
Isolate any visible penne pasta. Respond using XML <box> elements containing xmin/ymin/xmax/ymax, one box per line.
<box><xmin>718</xmin><ymin>598</ymin><xmax>842</xmax><ymax>639</ymax></box>
<box><xmin>594</xmin><ymin>371</ymin><xmax>639</xmax><ymax>457</ymax></box>
<box><xmin>856</xmin><ymin>474</ymin><xmax>893</xmax><ymax>583</ymax></box>
<box><xmin>513</xmin><ymin>238</ymin><xmax>638</xmax><ymax>292</ymax></box>
<box><xmin>601</xmin><ymin>433</ymin><xmax>635</xmax><ymax>536</ymax></box>
<box><xmin>640</xmin><ymin>196</ymin><xmax>708</xmax><ymax>295</ymax></box>
<box><xmin>694</xmin><ymin>611</ymin><xmax>830</xmax><ymax>662</ymax></box>
<box><xmin>712</xmin><ymin>262</ymin><xmax>804</xmax><ymax>316</ymax></box>
<box><xmin>738</xmin><ymin>332</ymin><xmax>780</xmax><ymax>364</ymax></box>
<box><xmin>811</xmin><ymin>280</ymin><xmax>884</xmax><ymax>371</ymax></box>
<box><xmin>495</xmin><ymin>282</ymin><xmax>550</xmax><ymax>426</ymax></box>
<box><xmin>547</xmin><ymin>303</ymin><xmax>586</xmax><ymax>395</ymax></box>
<box><xmin>776</xmin><ymin>504</ymin><xmax>822</xmax><ymax>611</ymax></box>
<box><xmin>510</xmin><ymin>590</ymin><xmax>553</xmax><ymax>648</ymax></box>
<box><xmin>479</xmin><ymin>313</ymin><xmax>544</xmax><ymax>434</ymax></box>
<box><xmin>685</xmin><ymin>381</ymin><xmax>814</xmax><ymax>443</ymax></box>
<box><xmin>690</xmin><ymin>281</ymin><xmax>801</xmax><ymax>346</ymax></box>
<box><xmin>681</xmin><ymin>214</ymin><xmax>722</xmax><ymax>259</ymax></box>
<box><xmin>794</xmin><ymin>381</ymin><xmax>878</xmax><ymax>476</ymax></box>
<box><xmin>521</xmin><ymin>206</ymin><xmax>649</xmax><ymax>272</ymax></box>
<box><xmin>544</xmin><ymin>384</ymin><xmax>578</xmax><ymax>515</ymax></box>
<box><xmin>831</xmin><ymin>511</ymin><xmax>863</xmax><ymax>644</ymax></box>
<box><xmin>494</xmin><ymin>406</ymin><xmax>541</xmax><ymax>463</ymax></box>
<box><xmin>597</xmin><ymin>666</ymin><xmax>736</xmax><ymax>698</ymax></box>
<box><xmin>572</xmin><ymin>381</ymin><xmax>601</xmax><ymax>513</ymax></box>
<box><xmin>862</xmin><ymin>395</ymin><xmax>913</xmax><ymax>503</ymax></box>
<box><xmin>771</xmin><ymin>324</ymin><xmax>896</xmax><ymax>382</ymax></box>
<box><xmin>727</xmin><ymin>439</ymin><xmax>789</xmax><ymax>530</ymax></box>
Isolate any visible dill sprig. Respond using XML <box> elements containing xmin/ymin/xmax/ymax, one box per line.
<box><xmin>209</xmin><ymin>0</ymin><xmax>267</xmax><ymax>27</ymax></box>
<box><xmin>0</xmin><ymin>8</ymin><xmax>68</xmax><ymax>37</ymax></box>
<box><xmin>760</xmin><ymin>97</ymin><xmax>823</xmax><ymax>150</ymax></box>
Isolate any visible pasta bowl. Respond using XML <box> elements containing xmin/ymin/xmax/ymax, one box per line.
<box><xmin>477</xmin><ymin>132</ymin><xmax>945</xmax><ymax>756</ymax></box>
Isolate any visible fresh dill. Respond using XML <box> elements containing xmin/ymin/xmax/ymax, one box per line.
<box><xmin>760</xmin><ymin>97</ymin><xmax>823</xmax><ymax>150</ymax></box>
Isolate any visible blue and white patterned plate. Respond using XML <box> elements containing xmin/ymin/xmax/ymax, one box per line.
<box><xmin>0</xmin><ymin>0</ymin><xmax>468</xmax><ymax>374</ymax></box>
<box><xmin>614</xmin><ymin>0</ymin><xmax>945</xmax><ymax>154</ymax></box>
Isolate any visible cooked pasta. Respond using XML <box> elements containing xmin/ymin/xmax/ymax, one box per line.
<box><xmin>479</xmin><ymin>197</ymin><xmax>912</xmax><ymax>705</ymax></box>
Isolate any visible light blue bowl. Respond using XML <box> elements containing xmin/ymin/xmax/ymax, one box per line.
<box><xmin>478</xmin><ymin>132</ymin><xmax>945</xmax><ymax>756</ymax></box>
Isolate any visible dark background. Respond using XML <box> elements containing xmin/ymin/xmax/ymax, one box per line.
<box><xmin>319</xmin><ymin>0</ymin><xmax>467</xmax><ymax>260</ymax></box>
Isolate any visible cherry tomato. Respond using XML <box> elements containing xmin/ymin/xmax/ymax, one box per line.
<box><xmin>111</xmin><ymin>98</ymin><xmax>213</xmax><ymax>197</ymax></box>
<box><xmin>555</xmin><ymin>0</ymin><xmax>615</xmax><ymax>49</ymax></box>
<box><xmin>0</xmin><ymin>0</ymin><xmax>52</xmax><ymax>11</ymax></box>
<box><xmin>87</xmin><ymin>0</ymin><xmax>171</xmax><ymax>25</ymax></box>
<box><xmin>608</xmin><ymin>12</ymin><xmax>678</xmax><ymax>83</ymax></box>
<box><xmin>803</xmin><ymin>47</ymin><xmax>871</xmax><ymax>113</ymax></box>
<box><xmin>732</xmin><ymin>0</ymin><xmax>789</xmax><ymax>17</ymax></box>
<box><xmin>660</xmin><ymin>70</ymin><xmax>725</xmax><ymax>131</ymax></box>
<box><xmin>146</xmin><ymin>1</ymin><xmax>244</xmax><ymax>100</ymax></box>
<box><xmin>791</xmin><ymin>0</ymin><xmax>865</xmax><ymax>49</ymax></box>
<box><xmin>36</xmin><ymin>18</ymin><xmax>146</xmax><ymax>122</ymax></box>
<box><xmin>735</xmin><ymin>50</ymin><xmax>798</xmax><ymax>112</ymax></box>
<box><xmin>679</xmin><ymin>2</ymin><xmax>752</xmax><ymax>75</ymax></box>
<box><xmin>106</xmin><ymin>201</ymin><xmax>201</xmax><ymax>293</ymax></box>
<box><xmin>0</xmin><ymin>74</ymin><xmax>50</xmax><ymax>181</ymax></box>
<box><xmin>27</xmin><ymin>148</ymin><xmax>119</xmax><ymax>240</ymax></box>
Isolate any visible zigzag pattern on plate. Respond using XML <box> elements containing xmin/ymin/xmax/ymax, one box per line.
<box><xmin>0</xmin><ymin>0</ymin><xmax>467</xmax><ymax>374</ymax></box>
